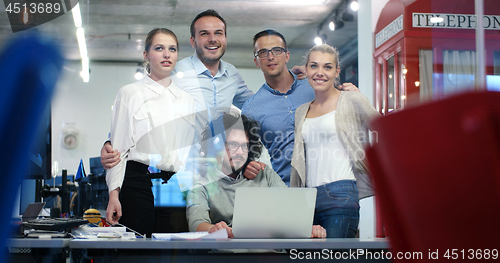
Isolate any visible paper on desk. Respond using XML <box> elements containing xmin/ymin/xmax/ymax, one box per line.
<box><xmin>72</xmin><ymin>226</ymin><xmax>128</xmax><ymax>239</ymax></box>
<box><xmin>152</xmin><ymin>229</ymin><xmax>228</xmax><ymax>240</ymax></box>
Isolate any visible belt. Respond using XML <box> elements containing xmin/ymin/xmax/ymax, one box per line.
<box><xmin>126</xmin><ymin>161</ymin><xmax>175</xmax><ymax>181</ymax></box>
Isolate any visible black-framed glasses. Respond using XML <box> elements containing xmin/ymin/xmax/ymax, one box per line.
<box><xmin>254</xmin><ymin>47</ymin><xmax>287</xmax><ymax>58</ymax></box>
<box><xmin>226</xmin><ymin>141</ymin><xmax>249</xmax><ymax>152</ymax></box>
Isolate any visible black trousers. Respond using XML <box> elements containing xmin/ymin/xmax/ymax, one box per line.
<box><xmin>119</xmin><ymin>169</ymin><xmax>155</xmax><ymax>237</ymax></box>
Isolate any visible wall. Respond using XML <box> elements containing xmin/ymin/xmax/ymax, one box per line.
<box><xmin>356</xmin><ymin>0</ymin><xmax>390</xmax><ymax>239</ymax></box>
<box><xmin>52</xmin><ymin>62</ymin><xmax>133</xmax><ymax>176</ymax></box>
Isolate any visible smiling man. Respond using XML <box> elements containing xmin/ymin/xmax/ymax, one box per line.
<box><xmin>169</xmin><ymin>9</ymin><xmax>264</xmax><ymax>181</ymax></box>
<box><xmin>171</xmin><ymin>9</ymin><xmax>254</xmax><ymax>114</ymax></box>
<box><xmin>189</xmin><ymin>14</ymin><xmax>227</xmax><ymax>75</ymax></box>
<box><xmin>241</xmin><ymin>29</ymin><xmax>358</xmax><ymax>185</ymax></box>
<box><xmin>241</xmin><ymin>30</ymin><xmax>316</xmax><ymax>185</ymax></box>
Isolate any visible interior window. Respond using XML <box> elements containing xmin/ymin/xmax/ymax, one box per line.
<box><xmin>387</xmin><ymin>56</ymin><xmax>395</xmax><ymax>112</ymax></box>
<box><xmin>443</xmin><ymin>50</ymin><xmax>476</xmax><ymax>96</ymax></box>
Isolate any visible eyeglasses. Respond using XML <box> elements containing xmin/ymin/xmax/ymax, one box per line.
<box><xmin>254</xmin><ymin>47</ymin><xmax>287</xmax><ymax>58</ymax></box>
<box><xmin>226</xmin><ymin>141</ymin><xmax>249</xmax><ymax>152</ymax></box>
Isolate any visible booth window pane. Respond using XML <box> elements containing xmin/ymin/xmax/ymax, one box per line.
<box><xmin>387</xmin><ymin>56</ymin><xmax>395</xmax><ymax>112</ymax></box>
<box><xmin>379</xmin><ymin>62</ymin><xmax>384</xmax><ymax>113</ymax></box>
<box><xmin>443</xmin><ymin>50</ymin><xmax>476</xmax><ymax>96</ymax></box>
<box><xmin>487</xmin><ymin>51</ymin><xmax>500</xmax><ymax>91</ymax></box>
<box><xmin>419</xmin><ymin>50</ymin><xmax>433</xmax><ymax>101</ymax></box>
<box><xmin>396</xmin><ymin>51</ymin><xmax>402</xmax><ymax>109</ymax></box>
<box><xmin>495</xmin><ymin>52</ymin><xmax>500</xmax><ymax>75</ymax></box>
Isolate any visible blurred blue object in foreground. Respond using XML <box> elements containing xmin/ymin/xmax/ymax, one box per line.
<box><xmin>0</xmin><ymin>33</ymin><xmax>64</xmax><ymax>262</ymax></box>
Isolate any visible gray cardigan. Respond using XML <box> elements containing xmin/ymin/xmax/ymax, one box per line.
<box><xmin>290</xmin><ymin>91</ymin><xmax>380</xmax><ymax>199</ymax></box>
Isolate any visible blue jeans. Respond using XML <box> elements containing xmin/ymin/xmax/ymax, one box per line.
<box><xmin>313</xmin><ymin>180</ymin><xmax>360</xmax><ymax>238</ymax></box>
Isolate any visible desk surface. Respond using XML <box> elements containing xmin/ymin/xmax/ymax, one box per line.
<box><xmin>8</xmin><ymin>238</ymin><xmax>71</xmax><ymax>248</ymax></box>
<box><xmin>70</xmin><ymin>237</ymin><xmax>388</xmax><ymax>250</ymax></box>
<box><xmin>7</xmin><ymin>237</ymin><xmax>388</xmax><ymax>250</ymax></box>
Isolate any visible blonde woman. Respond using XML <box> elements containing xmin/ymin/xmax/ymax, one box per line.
<box><xmin>291</xmin><ymin>44</ymin><xmax>379</xmax><ymax>238</ymax></box>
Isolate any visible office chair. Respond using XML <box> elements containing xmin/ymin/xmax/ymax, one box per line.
<box><xmin>0</xmin><ymin>34</ymin><xmax>63</xmax><ymax>262</ymax></box>
<box><xmin>366</xmin><ymin>91</ymin><xmax>500</xmax><ymax>262</ymax></box>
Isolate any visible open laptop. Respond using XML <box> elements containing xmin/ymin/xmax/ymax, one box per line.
<box><xmin>232</xmin><ymin>187</ymin><xmax>317</xmax><ymax>239</ymax></box>
<box><xmin>21</xmin><ymin>202</ymin><xmax>46</xmax><ymax>222</ymax></box>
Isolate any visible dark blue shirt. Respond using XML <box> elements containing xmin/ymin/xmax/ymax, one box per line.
<box><xmin>242</xmin><ymin>72</ymin><xmax>315</xmax><ymax>185</ymax></box>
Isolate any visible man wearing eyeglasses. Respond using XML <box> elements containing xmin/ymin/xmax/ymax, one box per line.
<box><xmin>187</xmin><ymin>112</ymin><xmax>284</xmax><ymax>237</ymax></box>
<box><xmin>241</xmin><ymin>29</ymin><xmax>357</xmax><ymax>185</ymax></box>
<box><xmin>186</xmin><ymin>112</ymin><xmax>326</xmax><ymax>240</ymax></box>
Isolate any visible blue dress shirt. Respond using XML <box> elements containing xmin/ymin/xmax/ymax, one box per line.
<box><xmin>241</xmin><ymin>72</ymin><xmax>315</xmax><ymax>185</ymax></box>
<box><xmin>172</xmin><ymin>53</ymin><xmax>254</xmax><ymax>112</ymax></box>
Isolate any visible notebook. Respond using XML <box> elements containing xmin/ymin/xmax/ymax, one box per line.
<box><xmin>21</xmin><ymin>202</ymin><xmax>46</xmax><ymax>222</ymax></box>
<box><xmin>231</xmin><ymin>187</ymin><xmax>317</xmax><ymax>239</ymax></box>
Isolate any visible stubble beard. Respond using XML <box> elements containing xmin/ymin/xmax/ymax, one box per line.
<box><xmin>195</xmin><ymin>44</ymin><xmax>225</xmax><ymax>65</ymax></box>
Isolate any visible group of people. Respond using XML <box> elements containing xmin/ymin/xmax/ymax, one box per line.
<box><xmin>101</xmin><ymin>9</ymin><xmax>379</xmax><ymax>239</ymax></box>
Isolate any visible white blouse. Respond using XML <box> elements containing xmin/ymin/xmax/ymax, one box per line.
<box><xmin>106</xmin><ymin>76</ymin><xmax>196</xmax><ymax>193</ymax></box>
<box><xmin>302</xmin><ymin>110</ymin><xmax>355</xmax><ymax>188</ymax></box>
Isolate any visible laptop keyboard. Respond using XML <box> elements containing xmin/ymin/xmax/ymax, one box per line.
<box><xmin>23</xmin><ymin>217</ymin><xmax>89</xmax><ymax>231</ymax></box>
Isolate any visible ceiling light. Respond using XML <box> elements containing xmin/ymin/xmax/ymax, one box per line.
<box><xmin>80</xmin><ymin>57</ymin><xmax>89</xmax><ymax>83</ymax></box>
<box><xmin>350</xmin><ymin>1</ymin><xmax>359</xmax><ymax>12</ymax></box>
<box><xmin>72</xmin><ymin>3</ymin><xmax>82</xmax><ymax>28</ymax></box>
<box><xmin>284</xmin><ymin>0</ymin><xmax>326</xmax><ymax>4</ymax></box>
<box><xmin>341</xmin><ymin>12</ymin><xmax>355</xmax><ymax>22</ymax></box>
<box><xmin>314</xmin><ymin>36</ymin><xmax>323</xmax><ymax>45</ymax></box>
<box><xmin>430</xmin><ymin>17</ymin><xmax>444</xmax><ymax>23</ymax></box>
<box><xmin>329</xmin><ymin>21</ymin><xmax>335</xmax><ymax>31</ymax></box>
<box><xmin>335</xmin><ymin>19</ymin><xmax>345</xmax><ymax>30</ymax></box>
<box><xmin>135</xmin><ymin>68</ymin><xmax>144</xmax><ymax>80</ymax></box>
<box><xmin>77</xmin><ymin>28</ymin><xmax>89</xmax><ymax>82</ymax></box>
<box><xmin>76</xmin><ymin>27</ymin><xmax>87</xmax><ymax>58</ymax></box>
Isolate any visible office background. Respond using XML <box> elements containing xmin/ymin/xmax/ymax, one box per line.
<box><xmin>7</xmin><ymin>0</ymin><xmax>397</xmax><ymax>238</ymax></box>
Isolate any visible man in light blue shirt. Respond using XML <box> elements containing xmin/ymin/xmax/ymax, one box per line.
<box><xmin>171</xmin><ymin>9</ymin><xmax>254</xmax><ymax>115</ymax></box>
<box><xmin>242</xmin><ymin>30</ymin><xmax>357</xmax><ymax>185</ymax></box>
<box><xmin>172</xmin><ymin>51</ymin><xmax>252</xmax><ymax>112</ymax></box>
<box><xmin>171</xmin><ymin>53</ymin><xmax>252</xmax><ymax>133</ymax></box>
<box><xmin>168</xmin><ymin>9</ymin><xmax>258</xmax><ymax>182</ymax></box>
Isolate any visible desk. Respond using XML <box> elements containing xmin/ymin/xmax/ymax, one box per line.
<box><xmin>7</xmin><ymin>238</ymin><xmax>71</xmax><ymax>263</ymax></box>
<box><xmin>70</xmin><ymin>238</ymin><xmax>389</xmax><ymax>263</ymax></box>
<box><xmin>70</xmin><ymin>237</ymin><xmax>387</xmax><ymax>249</ymax></box>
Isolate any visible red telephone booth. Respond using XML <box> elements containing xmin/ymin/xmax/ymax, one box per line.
<box><xmin>374</xmin><ymin>0</ymin><xmax>500</xmax><ymax>114</ymax></box>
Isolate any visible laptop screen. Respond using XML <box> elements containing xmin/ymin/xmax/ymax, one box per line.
<box><xmin>21</xmin><ymin>202</ymin><xmax>46</xmax><ymax>222</ymax></box>
<box><xmin>232</xmin><ymin>188</ymin><xmax>316</xmax><ymax>239</ymax></box>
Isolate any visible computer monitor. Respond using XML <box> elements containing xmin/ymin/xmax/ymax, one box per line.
<box><xmin>89</xmin><ymin>157</ymin><xmax>105</xmax><ymax>177</ymax></box>
<box><xmin>26</xmin><ymin>104</ymin><xmax>52</xmax><ymax>180</ymax></box>
<box><xmin>19</xmin><ymin>179</ymin><xmax>37</xmax><ymax>215</ymax></box>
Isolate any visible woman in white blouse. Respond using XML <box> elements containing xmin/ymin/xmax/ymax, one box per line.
<box><xmin>105</xmin><ymin>28</ymin><xmax>196</xmax><ymax>237</ymax></box>
<box><xmin>291</xmin><ymin>44</ymin><xmax>379</xmax><ymax>238</ymax></box>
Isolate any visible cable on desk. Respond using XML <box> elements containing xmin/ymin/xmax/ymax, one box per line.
<box><xmin>104</xmin><ymin>220</ymin><xmax>145</xmax><ymax>238</ymax></box>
